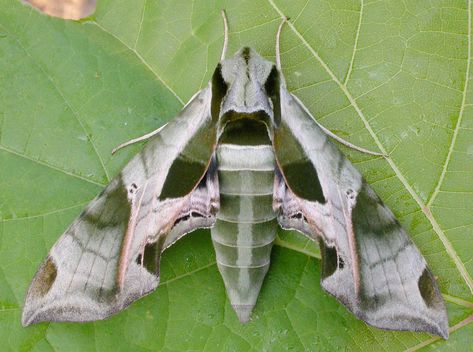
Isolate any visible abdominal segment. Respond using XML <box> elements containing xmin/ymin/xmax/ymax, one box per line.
<box><xmin>211</xmin><ymin>143</ymin><xmax>276</xmax><ymax>322</ymax></box>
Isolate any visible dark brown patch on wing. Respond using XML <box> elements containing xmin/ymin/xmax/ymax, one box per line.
<box><xmin>264</xmin><ymin>66</ymin><xmax>281</xmax><ymax>126</ymax></box>
<box><xmin>418</xmin><ymin>268</ymin><xmax>443</xmax><ymax>308</ymax></box>
<box><xmin>159</xmin><ymin>126</ymin><xmax>216</xmax><ymax>200</ymax></box>
<box><xmin>211</xmin><ymin>64</ymin><xmax>228</xmax><ymax>120</ymax></box>
<box><xmin>319</xmin><ymin>242</ymin><xmax>338</xmax><ymax>279</ymax></box>
<box><xmin>274</xmin><ymin>122</ymin><xmax>326</xmax><ymax>203</ymax></box>
<box><xmin>29</xmin><ymin>257</ymin><xmax>57</xmax><ymax>297</ymax></box>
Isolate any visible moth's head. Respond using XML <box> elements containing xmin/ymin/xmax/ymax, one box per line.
<box><xmin>211</xmin><ymin>47</ymin><xmax>282</xmax><ymax>136</ymax></box>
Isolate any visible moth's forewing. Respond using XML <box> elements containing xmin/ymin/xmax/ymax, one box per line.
<box><xmin>22</xmin><ymin>87</ymin><xmax>219</xmax><ymax>326</ymax></box>
<box><xmin>273</xmin><ymin>87</ymin><xmax>448</xmax><ymax>339</ymax></box>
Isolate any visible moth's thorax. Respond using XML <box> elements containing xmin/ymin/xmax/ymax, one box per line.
<box><xmin>217</xmin><ymin>47</ymin><xmax>276</xmax><ymax>123</ymax></box>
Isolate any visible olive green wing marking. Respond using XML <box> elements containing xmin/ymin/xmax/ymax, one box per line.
<box><xmin>22</xmin><ymin>87</ymin><xmax>219</xmax><ymax>326</ymax></box>
<box><xmin>273</xmin><ymin>87</ymin><xmax>448</xmax><ymax>338</ymax></box>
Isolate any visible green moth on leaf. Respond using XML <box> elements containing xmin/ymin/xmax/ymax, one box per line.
<box><xmin>22</xmin><ymin>12</ymin><xmax>448</xmax><ymax>339</ymax></box>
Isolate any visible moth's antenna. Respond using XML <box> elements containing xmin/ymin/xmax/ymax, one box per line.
<box><xmin>220</xmin><ymin>9</ymin><xmax>229</xmax><ymax>61</ymax></box>
<box><xmin>276</xmin><ymin>16</ymin><xmax>288</xmax><ymax>71</ymax></box>
<box><xmin>111</xmin><ymin>123</ymin><xmax>167</xmax><ymax>154</ymax></box>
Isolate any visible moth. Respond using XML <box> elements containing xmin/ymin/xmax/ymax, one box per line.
<box><xmin>22</xmin><ymin>12</ymin><xmax>448</xmax><ymax>339</ymax></box>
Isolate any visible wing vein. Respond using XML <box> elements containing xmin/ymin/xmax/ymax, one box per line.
<box><xmin>117</xmin><ymin>181</ymin><xmax>149</xmax><ymax>289</ymax></box>
<box><xmin>337</xmin><ymin>187</ymin><xmax>360</xmax><ymax>295</ymax></box>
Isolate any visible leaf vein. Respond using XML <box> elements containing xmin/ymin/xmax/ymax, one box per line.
<box><xmin>404</xmin><ymin>314</ymin><xmax>473</xmax><ymax>351</ymax></box>
<box><xmin>428</xmin><ymin>0</ymin><xmax>472</xmax><ymax>207</ymax></box>
<box><xmin>92</xmin><ymin>21</ymin><xmax>185</xmax><ymax>105</ymax></box>
<box><xmin>344</xmin><ymin>0</ymin><xmax>364</xmax><ymax>85</ymax></box>
<box><xmin>1</xmin><ymin>201</ymin><xmax>89</xmax><ymax>222</ymax></box>
<box><xmin>0</xmin><ymin>145</ymin><xmax>105</xmax><ymax>187</ymax></box>
<box><xmin>6</xmin><ymin>29</ymin><xmax>111</xmax><ymax>183</ymax></box>
<box><xmin>133</xmin><ymin>0</ymin><xmax>147</xmax><ymax>50</ymax></box>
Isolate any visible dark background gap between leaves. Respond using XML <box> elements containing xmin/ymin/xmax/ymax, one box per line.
<box><xmin>1</xmin><ymin>0</ymin><xmax>472</xmax><ymax>351</ymax></box>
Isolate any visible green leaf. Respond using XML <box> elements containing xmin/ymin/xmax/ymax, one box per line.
<box><xmin>1</xmin><ymin>0</ymin><xmax>472</xmax><ymax>351</ymax></box>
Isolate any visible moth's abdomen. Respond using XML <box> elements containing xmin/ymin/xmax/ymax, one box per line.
<box><xmin>211</xmin><ymin>143</ymin><xmax>276</xmax><ymax>323</ymax></box>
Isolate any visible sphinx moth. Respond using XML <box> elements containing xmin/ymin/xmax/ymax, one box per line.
<box><xmin>22</xmin><ymin>13</ymin><xmax>448</xmax><ymax>339</ymax></box>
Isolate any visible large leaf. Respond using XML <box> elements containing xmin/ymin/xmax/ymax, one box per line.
<box><xmin>1</xmin><ymin>0</ymin><xmax>472</xmax><ymax>350</ymax></box>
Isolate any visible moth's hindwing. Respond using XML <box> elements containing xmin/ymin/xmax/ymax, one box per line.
<box><xmin>273</xmin><ymin>87</ymin><xmax>448</xmax><ymax>339</ymax></box>
<box><xmin>22</xmin><ymin>86</ymin><xmax>219</xmax><ymax>326</ymax></box>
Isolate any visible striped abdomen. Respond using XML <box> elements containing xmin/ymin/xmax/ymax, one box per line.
<box><xmin>211</xmin><ymin>143</ymin><xmax>277</xmax><ymax>322</ymax></box>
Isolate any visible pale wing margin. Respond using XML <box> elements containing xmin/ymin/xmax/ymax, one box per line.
<box><xmin>22</xmin><ymin>87</ymin><xmax>217</xmax><ymax>326</ymax></box>
<box><xmin>273</xmin><ymin>87</ymin><xmax>448</xmax><ymax>338</ymax></box>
